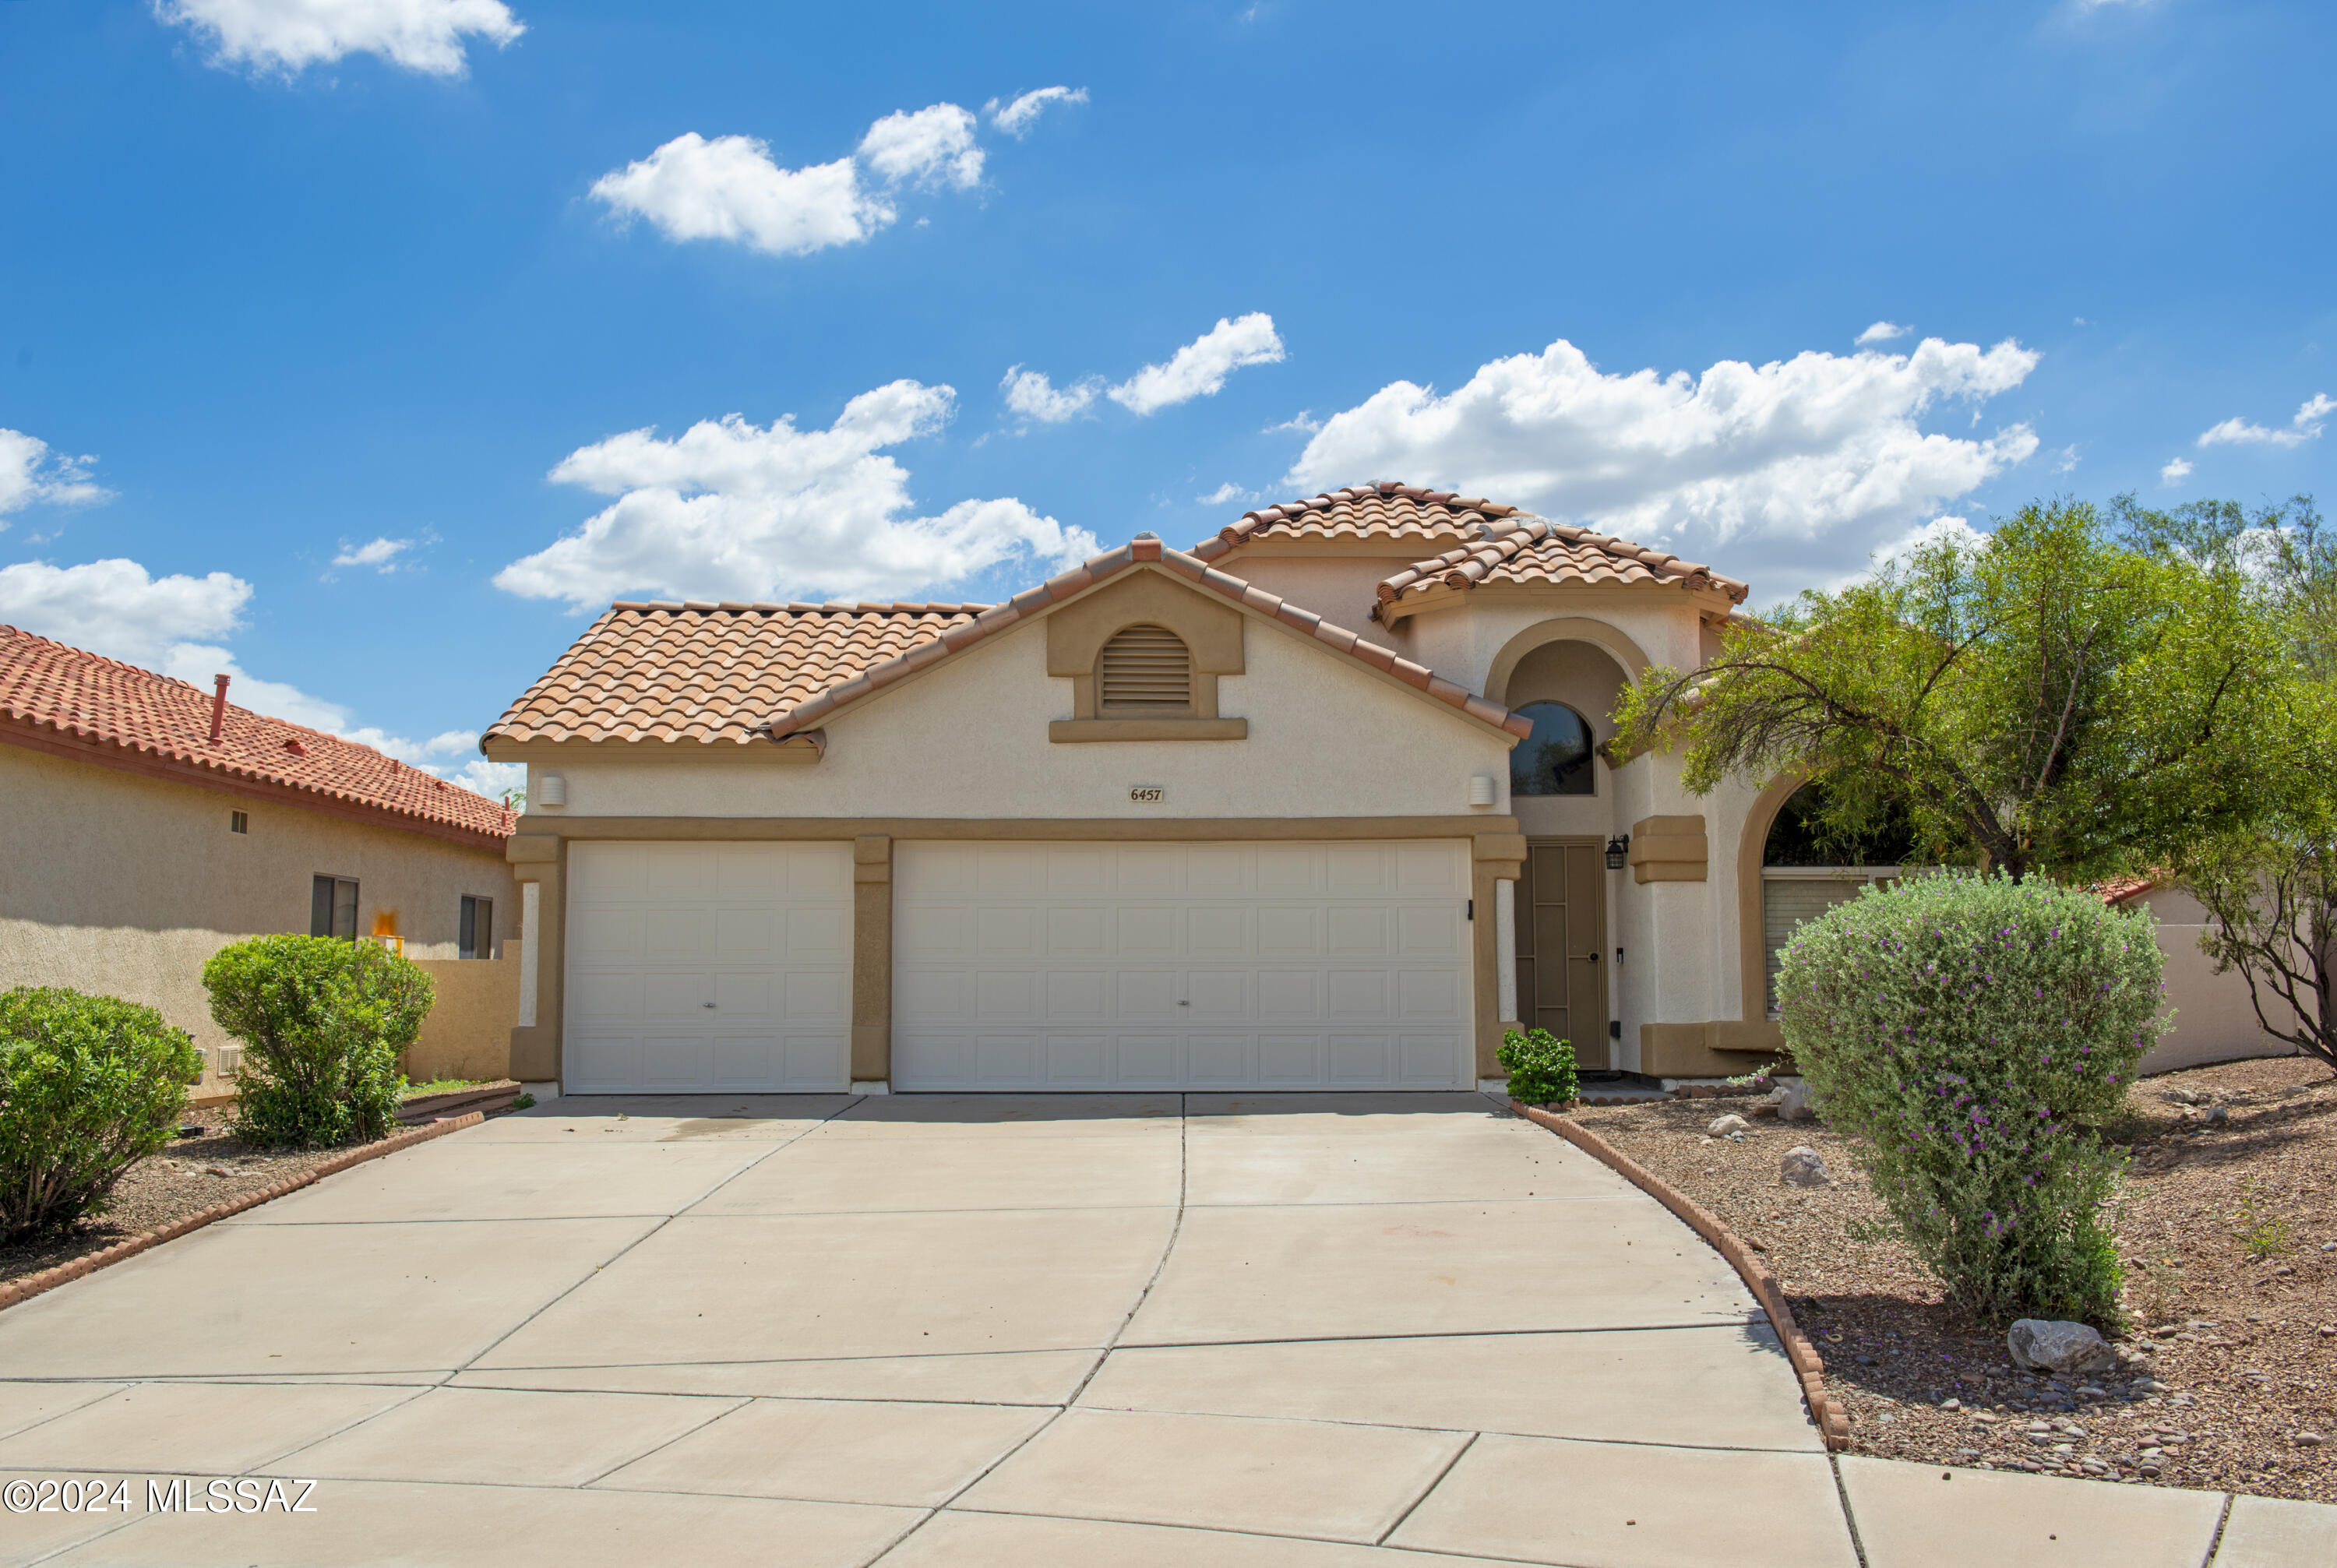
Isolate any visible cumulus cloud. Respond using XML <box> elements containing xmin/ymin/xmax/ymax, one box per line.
<box><xmin>1000</xmin><ymin>366</ymin><xmax>1099</xmax><ymax>425</ymax></box>
<box><xmin>1109</xmin><ymin>314</ymin><xmax>1285</xmax><ymax>416</ymax></box>
<box><xmin>858</xmin><ymin>104</ymin><xmax>983</xmax><ymax>190</ymax></box>
<box><xmin>590</xmin><ymin>133</ymin><xmax>890</xmax><ymax>258</ymax></box>
<box><xmin>1285</xmin><ymin>334</ymin><xmax>2043</xmax><ymax>596</ymax></box>
<box><xmin>1263</xmin><ymin>410</ymin><xmax>1321</xmax><ymax>435</ymax></box>
<box><xmin>0</xmin><ymin>429</ymin><xmax>110</xmax><ymax>521</ymax></box>
<box><xmin>2195</xmin><ymin>393</ymin><xmax>2332</xmax><ymax>449</ymax></box>
<box><xmin>988</xmin><ymin>86</ymin><xmax>1087</xmax><ymax>137</ymax></box>
<box><xmin>153</xmin><ymin>0</ymin><xmax>522</xmax><ymax>77</ymax></box>
<box><xmin>331</xmin><ymin>537</ymin><xmax>412</xmax><ymax>572</ymax></box>
<box><xmin>1856</xmin><ymin>322</ymin><xmax>1910</xmax><ymax>345</ymax></box>
<box><xmin>2160</xmin><ymin>457</ymin><xmax>2194</xmax><ymax>485</ymax></box>
<box><xmin>495</xmin><ymin>380</ymin><xmax>1099</xmax><ymax>608</ymax></box>
<box><xmin>1197</xmin><ymin>482</ymin><xmax>1255</xmax><ymax>506</ymax></box>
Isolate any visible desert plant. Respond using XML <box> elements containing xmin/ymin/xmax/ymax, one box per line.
<box><xmin>0</xmin><ymin>987</ymin><xmax>202</xmax><ymax>1243</ymax></box>
<box><xmin>1777</xmin><ymin>872</ymin><xmax>2165</xmax><ymax>1325</ymax></box>
<box><xmin>1498</xmin><ymin>1027</ymin><xmax>1579</xmax><ymax>1106</ymax></box>
<box><xmin>203</xmin><ymin>936</ymin><xmax>432</xmax><ymax>1148</ymax></box>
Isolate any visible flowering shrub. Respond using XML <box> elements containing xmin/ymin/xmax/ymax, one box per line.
<box><xmin>1776</xmin><ymin>872</ymin><xmax>2164</xmax><ymax>1325</ymax></box>
<box><xmin>1498</xmin><ymin>1027</ymin><xmax>1578</xmax><ymax>1106</ymax></box>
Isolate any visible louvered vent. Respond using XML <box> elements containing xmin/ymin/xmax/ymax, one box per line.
<box><xmin>1098</xmin><ymin>624</ymin><xmax>1193</xmax><ymax>714</ymax></box>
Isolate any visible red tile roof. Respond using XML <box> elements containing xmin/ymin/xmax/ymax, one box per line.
<box><xmin>1</xmin><ymin>624</ymin><xmax>516</xmax><ymax>847</ymax></box>
<box><xmin>1193</xmin><ymin>482</ymin><xmax>1519</xmax><ymax>560</ymax></box>
<box><xmin>1374</xmin><ymin>516</ymin><xmax>1751</xmax><ymax>616</ymax></box>
<box><xmin>487</xmin><ymin>600</ymin><xmax>985</xmax><ymax>747</ymax></box>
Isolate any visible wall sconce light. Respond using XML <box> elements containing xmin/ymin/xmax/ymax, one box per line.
<box><xmin>1604</xmin><ymin>834</ymin><xmax>1629</xmax><ymax>871</ymax></box>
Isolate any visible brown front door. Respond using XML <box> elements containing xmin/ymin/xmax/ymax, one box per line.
<box><xmin>1516</xmin><ymin>840</ymin><xmax>1609</xmax><ymax>1069</ymax></box>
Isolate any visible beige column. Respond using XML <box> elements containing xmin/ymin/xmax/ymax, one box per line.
<box><xmin>1471</xmin><ymin>832</ymin><xmax>1527</xmax><ymax>1084</ymax></box>
<box><xmin>851</xmin><ymin>834</ymin><xmax>893</xmax><ymax>1089</ymax></box>
<box><xmin>504</xmin><ymin>833</ymin><xmax>564</xmax><ymax>1084</ymax></box>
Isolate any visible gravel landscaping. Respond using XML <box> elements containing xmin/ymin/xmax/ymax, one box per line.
<box><xmin>1570</xmin><ymin>1053</ymin><xmax>2337</xmax><ymax>1504</ymax></box>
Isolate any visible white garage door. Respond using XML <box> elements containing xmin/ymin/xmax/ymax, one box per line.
<box><xmin>564</xmin><ymin>841</ymin><xmax>851</xmax><ymax>1094</ymax></box>
<box><xmin>893</xmin><ymin>840</ymin><xmax>1472</xmax><ymax>1091</ymax></box>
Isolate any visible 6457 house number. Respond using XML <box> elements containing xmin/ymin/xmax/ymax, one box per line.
<box><xmin>1129</xmin><ymin>784</ymin><xmax>1165</xmax><ymax>803</ymax></box>
<box><xmin>3</xmin><ymin>1476</ymin><xmax>321</xmax><ymax>1513</ymax></box>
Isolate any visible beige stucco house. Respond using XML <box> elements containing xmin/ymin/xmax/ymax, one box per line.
<box><xmin>0</xmin><ymin>626</ymin><xmax>523</xmax><ymax>1099</ymax></box>
<box><xmin>483</xmin><ymin>482</ymin><xmax>2287</xmax><ymax>1097</ymax></box>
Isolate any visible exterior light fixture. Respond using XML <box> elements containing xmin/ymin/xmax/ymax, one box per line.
<box><xmin>1604</xmin><ymin>834</ymin><xmax>1629</xmax><ymax>871</ymax></box>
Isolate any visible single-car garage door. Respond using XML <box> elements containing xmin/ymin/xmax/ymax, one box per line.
<box><xmin>564</xmin><ymin>841</ymin><xmax>851</xmax><ymax>1094</ymax></box>
<box><xmin>893</xmin><ymin>840</ymin><xmax>1472</xmax><ymax>1091</ymax></box>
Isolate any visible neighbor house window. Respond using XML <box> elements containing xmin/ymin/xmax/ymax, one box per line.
<box><xmin>1760</xmin><ymin>784</ymin><xmax>1915</xmax><ymax>1013</ymax></box>
<box><xmin>1098</xmin><ymin>624</ymin><xmax>1193</xmax><ymax>714</ymax></box>
<box><xmin>1509</xmin><ymin>702</ymin><xmax>1595</xmax><ymax>796</ymax></box>
<box><xmin>311</xmin><ymin>876</ymin><xmax>358</xmax><ymax>940</ymax></box>
<box><xmin>230</xmin><ymin>811</ymin><xmax>249</xmax><ymax>834</ymax></box>
<box><xmin>460</xmin><ymin>896</ymin><xmax>494</xmax><ymax>960</ymax></box>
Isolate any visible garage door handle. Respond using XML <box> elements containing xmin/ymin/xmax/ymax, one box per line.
<box><xmin>703</xmin><ymin>1002</ymin><xmax>717</xmax><ymax>1009</ymax></box>
<box><xmin>1178</xmin><ymin>1000</ymin><xmax>1189</xmax><ymax>1006</ymax></box>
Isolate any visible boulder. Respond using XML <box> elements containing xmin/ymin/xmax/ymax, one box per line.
<box><xmin>1779</xmin><ymin>1147</ymin><xmax>1832</xmax><ymax>1186</ymax></box>
<box><xmin>1771</xmin><ymin>1080</ymin><xmax>1821</xmax><ymax>1123</ymax></box>
<box><xmin>1708</xmin><ymin>1113</ymin><xmax>1750</xmax><ymax>1136</ymax></box>
<box><xmin>2007</xmin><ymin>1319</ymin><xmax>2119</xmax><ymax>1375</ymax></box>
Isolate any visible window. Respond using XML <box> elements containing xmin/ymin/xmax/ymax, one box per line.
<box><xmin>1508</xmin><ymin>702</ymin><xmax>1595</xmax><ymax>796</ymax></box>
<box><xmin>460</xmin><ymin>896</ymin><xmax>494</xmax><ymax>960</ymax></box>
<box><xmin>310</xmin><ymin>876</ymin><xmax>358</xmax><ymax>939</ymax></box>
<box><xmin>230</xmin><ymin>811</ymin><xmax>249</xmax><ymax>834</ymax></box>
<box><xmin>1760</xmin><ymin>784</ymin><xmax>1917</xmax><ymax>1013</ymax></box>
<box><xmin>1098</xmin><ymin>624</ymin><xmax>1193</xmax><ymax>714</ymax></box>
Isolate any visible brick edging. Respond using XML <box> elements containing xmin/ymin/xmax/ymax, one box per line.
<box><xmin>0</xmin><ymin>1112</ymin><xmax>487</xmax><ymax>1314</ymax></box>
<box><xmin>1511</xmin><ymin>1099</ymin><xmax>1852</xmax><ymax>1450</ymax></box>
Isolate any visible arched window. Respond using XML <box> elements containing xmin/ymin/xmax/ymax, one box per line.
<box><xmin>1509</xmin><ymin>702</ymin><xmax>1595</xmax><ymax>796</ymax></box>
<box><xmin>1098</xmin><ymin>624</ymin><xmax>1193</xmax><ymax>714</ymax></box>
<box><xmin>1760</xmin><ymin>783</ymin><xmax>1918</xmax><ymax>1013</ymax></box>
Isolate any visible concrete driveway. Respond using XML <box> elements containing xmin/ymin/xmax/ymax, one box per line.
<box><xmin>0</xmin><ymin>1093</ymin><xmax>2299</xmax><ymax>1566</ymax></box>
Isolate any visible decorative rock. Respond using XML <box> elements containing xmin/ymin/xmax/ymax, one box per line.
<box><xmin>1750</xmin><ymin>1101</ymin><xmax>1780</xmax><ymax>1119</ymax></box>
<box><xmin>2008</xmin><ymin>1320</ymin><xmax>2120</xmax><ymax>1376</ymax></box>
<box><xmin>2163</xmin><ymin>1087</ymin><xmax>2200</xmax><ymax>1105</ymax></box>
<box><xmin>1773</xmin><ymin>1080</ymin><xmax>1821</xmax><ymax>1122</ymax></box>
<box><xmin>1779</xmin><ymin>1147</ymin><xmax>1832</xmax><ymax>1186</ymax></box>
<box><xmin>2202</xmin><ymin>1105</ymin><xmax>2230</xmax><ymax>1125</ymax></box>
<box><xmin>2296</xmin><ymin>1432</ymin><xmax>2325</xmax><ymax>1446</ymax></box>
<box><xmin>1708</xmin><ymin>1113</ymin><xmax>1750</xmax><ymax>1136</ymax></box>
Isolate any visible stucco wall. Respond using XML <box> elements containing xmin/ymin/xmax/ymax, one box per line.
<box><xmin>407</xmin><ymin>950</ymin><xmax>523</xmax><ymax>1081</ymax></box>
<box><xmin>2134</xmin><ymin>886</ymin><xmax>2305</xmax><ymax>1075</ymax></box>
<box><xmin>0</xmin><ymin>742</ymin><xmax>520</xmax><ymax>1094</ymax></box>
<box><xmin>1396</xmin><ymin>590</ymin><xmax>1709</xmax><ymax>699</ymax></box>
<box><xmin>1211</xmin><ymin>553</ymin><xmax>1426</xmax><ymax>634</ymax></box>
<box><xmin>527</xmin><ymin>604</ymin><xmax>1519</xmax><ymax>822</ymax></box>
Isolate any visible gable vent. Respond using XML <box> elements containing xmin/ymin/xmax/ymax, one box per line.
<box><xmin>1098</xmin><ymin>624</ymin><xmax>1193</xmax><ymax>714</ymax></box>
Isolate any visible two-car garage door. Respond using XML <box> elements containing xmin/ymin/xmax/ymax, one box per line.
<box><xmin>562</xmin><ymin>839</ymin><xmax>1472</xmax><ymax>1094</ymax></box>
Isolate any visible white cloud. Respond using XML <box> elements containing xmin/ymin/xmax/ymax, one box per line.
<box><xmin>1000</xmin><ymin>366</ymin><xmax>1099</xmax><ymax>424</ymax></box>
<box><xmin>331</xmin><ymin>536</ymin><xmax>412</xmax><ymax>572</ymax></box>
<box><xmin>2195</xmin><ymin>393</ymin><xmax>2332</xmax><ymax>449</ymax></box>
<box><xmin>1109</xmin><ymin>314</ymin><xmax>1285</xmax><ymax>416</ymax></box>
<box><xmin>2160</xmin><ymin>456</ymin><xmax>2194</xmax><ymax>484</ymax></box>
<box><xmin>1197</xmin><ymin>482</ymin><xmax>1254</xmax><ymax>506</ymax></box>
<box><xmin>1263</xmin><ymin>410</ymin><xmax>1321</xmax><ymax>435</ymax></box>
<box><xmin>858</xmin><ymin>104</ymin><xmax>982</xmax><ymax>190</ymax></box>
<box><xmin>1831</xmin><ymin>514</ymin><xmax>1990</xmax><ymax>589</ymax></box>
<box><xmin>495</xmin><ymin>379</ymin><xmax>1100</xmax><ymax>608</ymax></box>
<box><xmin>1286</xmin><ymin>334</ymin><xmax>2043</xmax><ymax>596</ymax></box>
<box><xmin>0</xmin><ymin>429</ymin><xmax>110</xmax><ymax>521</ymax></box>
<box><xmin>988</xmin><ymin>86</ymin><xmax>1087</xmax><ymax>138</ymax></box>
<box><xmin>1856</xmin><ymin>321</ymin><xmax>1910</xmax><ymax>345</ymax></box>
<box><xmin>153</xmin><ymin>0</ymin><xmax>522</xmax><ymax>77</ymax></box>
<box><xmin>2050</xmin><ymin>444</ymin><xmax>2081</xmax><ymax>474</ymax></box>
<box><xmin>590</xmin><ymin>133</ymin><xmax>889</xmax><ymax>258</ymax></box>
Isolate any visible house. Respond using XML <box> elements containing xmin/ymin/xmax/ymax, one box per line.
<box><xmin>481</xmin><ymin>481</ymin><xmax>2284</xmax><ymax>1096</ymax></box>
<box><xmin>0</xmin><ymin>626</ymin><xmax>523</xmax><ymax>1100</ymax></box>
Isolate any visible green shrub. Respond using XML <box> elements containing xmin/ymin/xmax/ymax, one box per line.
<box><xmin>1777</xmin><ymin>872</ymin><xmax>2164</xmax><ymax>1325</ymax></box>
<box><xmin>0</xmin><ymin>987</ymin><xmax>202</xmax><ymax>1243</ymax></box>
<box><xmin>204</xmin><ymin>937</ymin><xmax>432</xmax><ymax>1149</ymax></box>
<box><xmin>1499</xmin><ymin>1027</ymin><xmax>1579</xmax><ymax>1105</ymax></box>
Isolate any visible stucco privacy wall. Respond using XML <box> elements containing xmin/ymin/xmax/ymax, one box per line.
<box><xmin>526</xmin><ymin>606</ymin><xmax>1520</xmax><ymax>821</ymax></box>
<box><xmin>406</xmin><ymin>951</ymin><xmax>523</xmax><ymax>1081</ymax></box>
<box><xmin>2131</xmin><ymin>885</ymin><xmax>2307</xmax><ymax>1075</ymax></box>
<box><xmin>0</xmin><ymin>743</ymin><xmax>520</xmax><ymax>1096</ymax></box>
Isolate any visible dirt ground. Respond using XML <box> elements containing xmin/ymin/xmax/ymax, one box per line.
<box><xmin>1571</xmin><ymin>1053</ymin><xmax>2337</xmax><ymax>1503</ymax></box>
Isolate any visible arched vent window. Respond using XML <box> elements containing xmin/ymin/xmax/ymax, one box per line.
<box><xmin>1098</xmin><ymin>624</ymin><xmax>1193</xmax><ymax>714</ymax></box>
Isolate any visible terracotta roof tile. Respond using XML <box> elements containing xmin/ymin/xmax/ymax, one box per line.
<box><xmin>0</xmin><ymin>625</ymin><xmax>515</xmax><ymax>843</ymax></box>
<box><xmin>485</xmin><ymin>600</ymin><xmax>987</xmax><ymax>747</ymax></box>
<box><xmin>1193</xmin><ymin>481</ymin><xmax>1517</xmax><ymax>558</ymax></box>
<box><xmin>1375</xmin><ymin>516</ymin><xmax>1750</xmax><ymax>615</ymax></box>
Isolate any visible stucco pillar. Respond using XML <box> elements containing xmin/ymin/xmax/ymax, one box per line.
<box><xmin>1495</xmin><ymin>879</ymin><xmax>1518</xmax><ymax>1027</ymax></box>
<box><xmin>851</xmin><ymin>834</ymin><xmax>893</xmax><ymax>1090</ymax></box>
<box><xmin>503</xmin><ymin>833</ymin><xmax>563</xmax><ymax>1085</ymax></box>
<box><xmin>1470</xmin><ymin>832</ymin><xmax>1526</xmax><ymax>1084</ymax></box>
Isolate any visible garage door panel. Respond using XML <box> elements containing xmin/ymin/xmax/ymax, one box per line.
<box><xmin>1187</xmin><ymin>1034</ymin><xmax>1253</xmax><ymax>1084</ymax></box>
<box><xmin>1400</xmin><ymin>1034</ymin><xmax>1464</xmax><ymax>1082</ymax></box>
<box><xmin>1045</xmin><ymin>848</ymin><xmax>1107</xmax><ymax>894</ymax></box>
<box><xmin>1257</xmin><ymin>1034</ymin><xmax>1320</xmax><ymax>1084</ymax></box>
<box><xmin>975</xmin><ymin>969</ymin><xmax>1039</xmax><ymax>1019</ymax></box>
<box><xmin>1116</xmin><ymin>850</ymin><xmax>1183</xmax><ymax>897</ymax></box>
<box><xmin>1116</xmin><ymin>1033</ymin><xmax>1184</xmax><ymax>1082</ymax></box>
<box><xmin>1398</xmin><ymin>842</ymin><xmax>1465</xmax><ymax>895</ymax></box>
<box><xmin>1046</xmin><ymin>1034</ymin><xmax>1109</xmax><ymax>1084</ymax></box>
<box><xmin>1045</xmin><ymin>907</ymin><xmax>1109</xmax><ymax>956</ymax></box>
<box><xmin>1116</xmin><ymin>970</ymin><xmax>1177</xmax><ymax>1016</ymax></box>
<box><xmin>1398</xmin><ymin>906</ymin><xmax>1461</xmax><ymax>957</ymax></box>
<box><xmin>1256</xmin><ymin>971</ymin><xmax>1320</xmax><ymax>1017</ymax></box>
<box><xmin>1116</xmin><ymin>906</ymin><xmax>1181</xmax><ymax>957</ymax></box>
<box><xmin>1187</xmin><ymin>970</ymin><xmax>1247</xmax><ymax>1017</ymax></box>
<box><xmin>975</xmin><ymin>1034</ymin><xmax>1040</xmax><ymax>1084</ymax></box>
<box><xmin>1187</xmin><ymin>907</ymin><xmax>1249</xmax><ymax>956</ymax></box>
<box><xmin>566</xmin><ymin>842</ymin><xmax>851</xmax><ymax>1094</ymax></box>
<box><xmin>1327</xmin><ymin>970</ymin><xmax>1390</xmax><ymax>1018</ymax></box>
<box><xmin>898</xmin><ymin>846</ymin><xmax>975</xmax><ymax>900</ymax></box>
<box><xmin>1398</xmin><ymin>969</ymin><xmax>1462</xmax><ymax>1019</ymax></box>
<box><xmin>1327</xmin><ymin>1034</ymin><xmax>1393</xmax><ymax>1082</ymax></box>
<box><xmin>975</xmin><ymin>847</ymin><xmax>1044</xmax><ymax>897</ymax></box>
<box><xmin>1255</xmin><ymin>846</ymin><xmax>1319</xmax><ymax>896</ymax></box>
<box><xmin>975</xmin><ymin>905</ymin><xmax>1040</xmax><ymax>957</ymax></box>
<box><xmin>900</xmin><ymin>904</ymin><xmax>969</xmax><ymax>956</ymax></box>
<box><xmin>1325</xmin><ymin>844</ymin><xmax>1392</xmax><ymax>894</ymax></box>
<box><xmin>1186</xmin><ymin>849</ymin><xmax>1247</xmax><ymax>895</ymax></box>
<box><xmin>1046</xmin><ymin>971</ymin><xmax>1108</xmax><ymax>1018</ymax></box>
<box><xmin>1327</xmin><ymin>907</ymin><xmax>1388</xmax><ymax>956</ymax></box>
<box><xmin>1257</xmin><ymin>907</ymin><xmax>1319</xmax><ymax>956</ymax></box>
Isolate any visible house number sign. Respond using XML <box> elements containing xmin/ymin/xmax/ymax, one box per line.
<box><xmin>1129</xmin><ymin>785</ymin><xmax>1165</xmax><ymax>803</ymax></box>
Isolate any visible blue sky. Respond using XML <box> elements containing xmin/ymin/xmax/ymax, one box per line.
<box><xmin>2</xmin><ymin>0</ymin><xmax>2329</xmax><ymax>793</ymax></box>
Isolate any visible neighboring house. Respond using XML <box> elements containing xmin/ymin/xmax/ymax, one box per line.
<box><xmin>483</xmin><ymin>481</ymin><xmax>2286</xmax><ymax>1096</ymax></box>
<box><xmin>0</xmin><ymin>626</ymin><xmax>522</xmax><ymax>1099</ymax></box>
